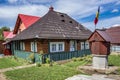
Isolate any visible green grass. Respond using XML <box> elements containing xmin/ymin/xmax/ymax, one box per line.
<box><xmin>64</xmin><ymin>60</ymin><xmax>90</xmax><ymax>68</ymax></box>
<box><xmin>0</xmin><ymin>56</ymin><xmax>28</xmax><ymax>69</ymax></box>
<box><xmin>108</xmin><ymin>55</ymin><xmax>120</xmax><ymax>66</ymax></box>
<box><xmin>4</xmin><ymin>56</ymin><xmax>92</xmax><ymax>80</ymax></box>
<box><xmin>5</xmin><ymin>65</ymin><xmax>81</xmax><ymax>80</ymax></box>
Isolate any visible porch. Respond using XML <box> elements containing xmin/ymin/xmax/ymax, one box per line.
<box><xmin>13</xmin><ymin>49</ymin><xmax>91</xmax><ymax>63</ymax></box>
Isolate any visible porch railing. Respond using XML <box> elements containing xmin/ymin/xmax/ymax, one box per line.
<box><xmin>13</xmin><ymin>49</ymin><xmax>91</xmax><ymax>63</ymax></box>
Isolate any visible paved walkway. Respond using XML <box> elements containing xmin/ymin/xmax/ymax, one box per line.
<box><xmin>0</xmin><ymin>64</ymin><xmax>36</xmax><ymax>80</ymax></box>
<box><xmin>65</xmin><ymin>74</ymin><xmax>114</xmax><ymax>80</ymax></box>
<box><xmin>0</xmin><ymin>64</ymin><xmax>36</xmax><ymax>73</ymax></box>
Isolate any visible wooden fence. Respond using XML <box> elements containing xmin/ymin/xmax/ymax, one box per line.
<box><xmin>13</xmin><ymin>49</ymin><xmax>91</xmax><ymax>63</ymax></box>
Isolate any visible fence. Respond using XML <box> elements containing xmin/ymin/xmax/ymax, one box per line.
<box><xmin>13</xmin><ymin>50</ymin><xmax>41</xmax><ymax>62</ymax></box>
<box><xmin>13</xmin><ymin>49</ymin><xmax>91</xmax><ymax>63</ymax></box>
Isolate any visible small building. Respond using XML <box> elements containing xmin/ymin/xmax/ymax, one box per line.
<box><xmin>88</xmin><ymin>29</ymin><xmax>111</xmax><ymax>69</ymax></box>
<box><xmin>89</xmin><ymin>30</ymin><xmax>111</xmax><ymax>55</ymax></box>
<box><xmin>10</xmin><ymin>7</ymin><xmax>92</xmax><ymax>55</ymax></box>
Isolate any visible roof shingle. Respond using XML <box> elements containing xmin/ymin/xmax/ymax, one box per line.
<box><xmin>12</xmin><ymin>9</ymin><xmax>92</xmax><ymax>40</ymax></box>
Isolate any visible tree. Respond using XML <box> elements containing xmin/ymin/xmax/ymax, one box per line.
<box><xmin>0</xmin><ymin>26</ymin><xmax>10</xmax><ymax>40</ymax></box>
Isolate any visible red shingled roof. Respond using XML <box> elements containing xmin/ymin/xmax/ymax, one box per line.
<box><xmin>13</xmin><ymin>14</ymin><xmax>40</xmax><ymax>34</ymax></box>
<box><xmin>3</xmin><ymin>31</ymin><xmax>15</xmax><ymax>39</ymax></box>
<box><xmin>19</xmin><ymin>14</ymin><xmax>40</xmax><ymax>28</ymax></box>
<box><xmin>3</xmin><ymin>31</ymin><xmax>10</xmax><ymax>38</ymax></box>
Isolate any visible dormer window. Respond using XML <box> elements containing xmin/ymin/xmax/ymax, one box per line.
<box><xmin>61</xmin><ymin>15</ymin><xmax>64</xmax><ymax>17</ymax></box>
<box><xmin>61</xmin><ymin>20</ymin><xmax>65</xmax><ymax>22</ymax></box>
<box><xmin>69</xmin><ymin>21</ymin><xmax>72</xmax><ymax>23</ymax></box>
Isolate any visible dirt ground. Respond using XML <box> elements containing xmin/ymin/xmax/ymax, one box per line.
<box><xmin>0</xmin><ymin>73</ymin><xmax>7</xmax><ymax>80</ymax></box>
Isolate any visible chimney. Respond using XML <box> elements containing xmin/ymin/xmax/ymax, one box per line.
<box><xmin>49</xmin><ymin>6</ymin><xmax>54</xmax><ymax>11</ymax></box>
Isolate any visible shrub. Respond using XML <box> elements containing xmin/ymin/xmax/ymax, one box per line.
<box><xmin>46</xmin><ymin>58</ymin><xmax>50</xmax><ymax>64</ymax></box>
<box><xmin>28</xmin><ymin>53</ymin><xmax>35</xmax><ymax>63</ymax></box>
<box><xmin>77</xmin><ymin>57</ymin><xmax>83</xmax><ymax>61</ymax></box>
<box><xmin>36</xmin><ymin>62</ymin><xmax>41</xmax><ymax>67</ymax></box>
<box><xmin>49</xmin><ymin>62</ymin><xmax>53</xmax><ymax>67</ymax></box>
<box><xmin>72</xmin><ymin>57</ymin><xmax>77</xmax><ymax>62</ymax></box>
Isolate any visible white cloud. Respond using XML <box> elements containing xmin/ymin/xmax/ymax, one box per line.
<box><xmin>28</xmin><ymin>0</ymin><xmax>54</xmax><ymax>3</ymax></box>
<box><xmin>111</xmin><ymin>9</ymin><xmax>119</xmax><ymax>13</ymax></box>
<box><xmin>0</xmin><ymin>0</ymin><xmax>120</xmax><ymax>30</ymax></box>
<box><xmin>82</xmin><ymin>16</ymin><xmax>120</xmax><ymax>32</ymax></box>
<box><xmin>0</xmin><ymin>5</ymin><xmax>48</xmax><ymax>18</ymax></box>
<box><xmin>115</xmin><ymin>1</ymin><xmax>120</xmax><ymax>5</ymax></box>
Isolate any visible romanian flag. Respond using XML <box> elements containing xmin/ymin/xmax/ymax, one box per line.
<box><xmin>94</xmin><ymin>6</ymin><xmax>100</xmax><ymax>25</ymax></box>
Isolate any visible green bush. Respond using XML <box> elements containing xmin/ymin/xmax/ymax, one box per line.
<box><xmin>72</xmin><ymin>57</ymin><xmax>77</xmax><ymax>62</ymax></box>
<box><xmin>46</xmin><ymin>58</ymin><xmax>50</xmax><ymax>64</ymax></box>
<box><xmin>28</xmin><ymin>53</ymin><xmax>35</xmax><ymax>63</ymax></box>
<box><xmin>49</xmin><ymin>62</ymin><xmax>53</xmax><ymax>67</ymax></box>
<box><xmin>77</xmin><ymin>57</ymin><xmax>83</xmax><ymax>61</ymax></box>
<box><xmin>36</xmin><ymin>62</ymin><xmax>41</xmax><ymax>67</ymax></box>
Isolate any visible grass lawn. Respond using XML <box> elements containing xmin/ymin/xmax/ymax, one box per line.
<box><xmin>4</xmin><ymin>55</ymin><xmax>120</xmax><ymax>80</ymax></box>
<box><xmin>108</xmin><ymin>55</ymin><xmax>120</xmax><ymax>66</ymax></box>
<box><xmin>0</xmin><ymin>56</ymin><xmax>28</xmax><ymax>69</ymax></box>
<box><xmin>4</xmin><ymin>56</ymin><xmax>92</xmax><ymax>80</ymax></box>
<box><xmin>5</xmin><ymin>65</ymin><xmax>81</xmax><ymax>80</ymax></box>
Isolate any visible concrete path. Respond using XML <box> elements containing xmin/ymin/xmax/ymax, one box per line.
<box><xmin>0</xmin><ymin>64</ymin><xmax>36</xmax><ymax>73</ymax></box>
<box><xmin>65</xmin><ymin>74</ymin><xmax>114</xmax><ymax>80</ymax></box>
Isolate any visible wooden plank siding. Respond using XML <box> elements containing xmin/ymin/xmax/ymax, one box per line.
<box><xmin>13</xmin><ymin>39</ymin><xmax>84</xmax><ymax>54</ymax></box>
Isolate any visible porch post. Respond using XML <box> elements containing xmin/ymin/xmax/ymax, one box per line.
<box><xmin>34</xmin><ymin>40</ymin><xmax>36</xmax><ymax>63</ymax></box>
<box><xmin>48</xmin><ymin>40</ymin><xmax>50</xmax><ymax>53</ymax></box>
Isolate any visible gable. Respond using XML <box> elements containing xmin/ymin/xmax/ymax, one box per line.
<box><xmin>13</xmin><ymin>14</ymin><xmax>40</xmax><ymax>34</ymax></box>
<box><xmin>89</xmin><ymin>31</ymin><xmax>105</xmax><ymax>42</ymax></box>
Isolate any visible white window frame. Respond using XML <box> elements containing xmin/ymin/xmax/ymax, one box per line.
<box><xmin>31</xmin><ymin>42</ymin><xmax>37</xmax><ymax>52</ymax></box>
<box><xmin>20</xmin><ymin>42</ymin><xmax>25</xmax><ymax>50</ymax></box>
<box><xmin>81</xmin><ymin>41</ymin><xmax>89</xmax><ymax>50</ymax></box>
<box><xmin>85</xmin><ymin>41</ymin><xmax>89</xmax><ymax>49</ymax></box>
<box><xmin>50</xmin><ymin>42</ymin><xmax>64</xmax><ymax>52</ymax></box>
<box><xmin>81</xmin><ymin>42</ymin><xmax>85</xmax><ymax>50</ymax></box>
<box><xmin>70</xmin><ymin>40</ymin><xmax>77</xmax><ymax>51</ymax></box>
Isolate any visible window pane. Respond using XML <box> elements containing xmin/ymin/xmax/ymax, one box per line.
<box><xmin>81</xmin><ymin>42</ymin><xmax>84</xmax><ymax>50</ymax></box>
<box><xmin>58</xmin><ymin>44</ymin><xmax>63</xmax><ymax>51</ymax></box>
<box><xmin>52</xmin><ymin>44</ymin><xmax>56</xmax><ymax>52</ymax></box>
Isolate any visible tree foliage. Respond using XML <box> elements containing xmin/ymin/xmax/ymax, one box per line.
<box><xmin>0</xmin><ymin>26</ymin><xmax>10</xmax><ymax>40</ymax></box>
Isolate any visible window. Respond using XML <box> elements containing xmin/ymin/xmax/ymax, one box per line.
<box><xmin>85</xmin><ymin>42</ymin><xmax>89</xmax><ymax>49</ymax></box>
<box><xmin>50</xmin><ymin>42</ymin><xmax>64</xmax><ymax>52</ymax></box>
<box><xmin>51</xmin><ymin>44</ymin><xmax>56</xmax><ymax>52</ymax></box>
<box><xmin>81</xmin><ymin>42</ymin><xmax>84</xmax><ymax>50</ymax></box>
<box><xmin>70</xmin><ymin>40</ymin><xmax>77</xmax><ymax>51</ymax></box>
<box><xmin>31</xmin><ymin>42</ymin><xmax>37</xmax><ymax>52</ymax></box>
<box><xmin>20</xmin><ymin>42</ymin><xmax>25</xmax><ymax>50</ymax></box>
<box><xmin>81</xmin><ymin>41</ymin><xmax>89</xmax><ymax>50</ymax></box>
<box><xmin>58</xmin><ymin>43</ymin><xmax>63</xmax><ymax>51</ymax></box>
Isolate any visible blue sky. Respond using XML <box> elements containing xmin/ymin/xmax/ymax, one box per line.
<box><xmin>0</xmin><ymin>0</ymin><xmax>120</xmax><ymax>31</ymax></box>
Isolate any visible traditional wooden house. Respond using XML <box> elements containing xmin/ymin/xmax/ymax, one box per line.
<box><xmin>106</xmin><ymin>26</ymin><xmax>120</xmax><ymax>53</ymax></box>
<box><xmin>3</xmin><ymin>31</ymin><xmax>15</xmax><ymax>55</ymax></box>
<box><xmin>0</xmin><ymin>40</ymin><xmax>5</xmax><ymax>54</ymax></box>
<box><xmin>89</xmin><ymin>26</ymin><xmax>120</xmax><ymax>54</ymax></box>
<box><xmin>10</xmin><ymin>7</ymin><xmax>92</xmax><ymax>55</ymax></box>
<box><xmin>3</xmin><ymin>14</ymin><xmax>40</xmax><ymax>55</ymax></box>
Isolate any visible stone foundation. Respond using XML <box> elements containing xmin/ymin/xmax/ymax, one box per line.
<box><xmin>93</xmin><ymin>55</ymin><xmax>108</xmax><ymax>69</ymax></box>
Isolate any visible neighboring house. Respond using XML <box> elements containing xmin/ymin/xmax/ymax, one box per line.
<box><xmin>3</xmin><ymin>14</ymin><xmax>40</xmax><ymax>55</ymax></box>
<box><xmin>0</xmin><ymin>40</ymin><xmax>4</xmax><ymax>54</ymax></box>
<box><xmin>10</xmin><ymin>7</ymin><xmax>92</xmax><ymax>54</ymax></box>
<box><xmin>89</xmin><ymin>26</ymin><xmax>120</xmax><ymax>54</ymax></box>
<box><xmin>13</xmin><ymin>14</ymin><xmax>40</xmax><ymax>34</ymax></box>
